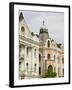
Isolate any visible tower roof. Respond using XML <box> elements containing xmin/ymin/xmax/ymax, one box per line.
<box><xmin>19</xmin><ymin>12</ymin><xmax>24</xmax><ymax>21</ymax></box>
<box><xmin>40</xmin><ymin>20</ymin><xmax>48</xmax><ymax>33</ymax></box>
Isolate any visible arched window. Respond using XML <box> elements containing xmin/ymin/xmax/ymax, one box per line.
<box><xmin>47</xmin><ymin>54</ymin><xmax>50</xmax><ymax>59</ymax></box>
<box><xmin>48</xmin><ymin>40</ymin><xmax>50</xmax><ymax>47</ymax></box>
<box><xmin>48</xmin><ymin>65</ymin><xmax>53</xmax><ymax>72</ymax></box>
<box><xmin>39</xmin><ymin>54</ymin><xmax>41</xmax><ymax>62</ymax></box>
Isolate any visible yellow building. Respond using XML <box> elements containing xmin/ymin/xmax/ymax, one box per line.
<box><xmin>19</xmin><ymin>12</ymin><xmax>64</xmax><ymax>79</ymax></box>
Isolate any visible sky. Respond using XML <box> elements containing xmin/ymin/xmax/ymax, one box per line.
<box><xmin>20</xmin><ymin>10</ymin><xmax>64</xmax><ymax>44</ymax></box>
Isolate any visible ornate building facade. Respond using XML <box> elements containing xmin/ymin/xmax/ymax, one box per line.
<box><xmin>19</xmin><ymin>12</ymin><xmax>64</xmax><ymax>79</ymax></box>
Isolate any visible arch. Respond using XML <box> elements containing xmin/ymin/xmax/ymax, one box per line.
<box><xmin>48</xmin><ymin>65</ymin><xmax>53</xmax><ymax>69</ymax></box>
<box><xmin>48</xmin><ymin>65</ymin><xmax>53</xmax><ymax>72</ymax></box>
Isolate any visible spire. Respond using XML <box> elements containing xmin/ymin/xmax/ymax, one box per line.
<box><xmin>19</xmin><ymin>12</ymin><xmax>24</xmax><ymax>21</ymax></box>
<box><xmin>43</xmin><ymin>20</ymin><xmax>45</xmax><ymax>26</ymax></box>
<box><xmin>39</xmin><ymin>21</ymin><xmax>49</xmax><ymax>41</ymax></box>
<box><xmin>40</xmin><ymin>20</ymin><xmax>48</xmax><ymax>33</ymax></box>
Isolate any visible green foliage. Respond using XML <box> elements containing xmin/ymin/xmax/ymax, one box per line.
<box><xmin>44</xmin><ymin>66</ymin><xmax>57</xmax><ymax>78</ymax></box>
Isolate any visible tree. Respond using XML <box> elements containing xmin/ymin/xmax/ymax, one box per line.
<box><xmin>44</xmin><ymin>65</ymin><xmax>57</xmax><ymax>78</ymax></box>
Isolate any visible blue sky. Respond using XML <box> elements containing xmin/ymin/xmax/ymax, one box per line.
<box><xmin>20</xmin><ymin>10</ymin><xmax>64</xmax><ymax>44</ymax></box>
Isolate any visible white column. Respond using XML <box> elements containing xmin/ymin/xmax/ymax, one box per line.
<box><xmin>30</xmin><ymin>47</ymin><xmax>33</xmax><ymax>76</ymax></box>
<box><xmin>36</xmin><ymin>48</ymin><xmax>39</xmax><ymax>77</ymax></box>
<box><xmin>31</xmin><ymin>47</ymin><xmax>34</xmax><ymax>75</ymax></box>
<box><xmin>20</xmin><ymin>45</ymin><xmax>24</xmax><ymax>71</ymax></box>
<box><xmin>32</xmin><ymin>47</ymin><xmax>35</xmax><ymax>75</ymax></box>
<box><xmin>55</xmin><ymin>55</ymin><xmax>59</xmax><ymax>77</ymax></box>
<box><xmin>24</xmin><ymin>46</ymin><xmax>27</xmax><ymax>75</ymax></box>
<box><xmin>19</xmin><ymin>45</ymin><xmax>25</xmax><ymax>79</ymax></box>
<box><xmin>60</xmin><ymin>57</ymin><xmax>63</xmax><ymax>77</ymax></box>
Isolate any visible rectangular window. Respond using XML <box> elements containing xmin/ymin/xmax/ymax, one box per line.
<box><xmin>62</xmin><ymin>57</ymin><xmax>64</xmax><ymax>64</ymax></box>
<box><xmin>34</xmin><ymin>49</ymin><xmax>36</xmax><ymax>58</ymax></box>
<box><xmin>63</xmin><ymin>68</ymin><xmax>64</xmax><ymax>76</ymax></box>
<box><xmin>39</xmin><ymin>67</ymin><xmax>41</xmax><ymax>75</ymax></box>
<box><xmin>26</xmin><ymin>63</ymin><xmax>28</xmax><ymax>72</ymax></box>
<box><xmin>27</xmin><ymin>47</ymin><xmax>29</xmax><ymax>56</ymax></box>
<box><xmin>34</xmin><ymin>64</ymin><xmax>36</xmax><ymax>73</ymax></box>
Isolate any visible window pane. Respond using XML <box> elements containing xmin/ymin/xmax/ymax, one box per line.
<box><xmin>27</xmin><ymin>48</ymin><xmax>28</xmax><ymax>56</ymax></box>
<box><xmin>62</xmin><ymin>57</ymin><xmax>64</xmax><ymax>64</ymax></box>
<box><xmin>34</xmin><ymin>64</ymin><xmax>36</xmax><ymax>73</ymax></box>
<box><xmin>34</xmin><ymin>49</ymin><xmax>36</xmax><ymax>58</ymax></box>
<box><xmin>39</xmin><ymin>67</ymin><xmax>41</xmax><ymax>75</ymax></box>
<box><xmin>47</xmin><ymin>54</ymin><xmax>50</xmax><ymax>59</ymax></box>
<box><xmin>48</xmin><ymin>40</ymin><xmax>50</xmax><ymax>47</ymax></box>
<box><xmin>63</xmin><ymin>68</ymin><xmax>64</xmax><ymax>76</ymax></box>
<box><xmin>26</xmin><ymin>63</ymin><xmax>28</xmax><ymax>72</ymax></box>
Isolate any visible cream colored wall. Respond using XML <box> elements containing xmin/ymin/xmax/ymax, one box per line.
<box><xmin>19</xmin><ymin>18</ymin><xmax>39</xmax><ymax>79</ymax></box>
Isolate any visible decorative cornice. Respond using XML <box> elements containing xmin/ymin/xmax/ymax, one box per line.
<box><xmin>40</xmin><ymin>47</ymin><xmax>64</xmax><ymax>54</ymax></box>
<box><xmin>19</xmin><ymin>35</ymin><xmax>39</xmax><ymax>46</ymax></box>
